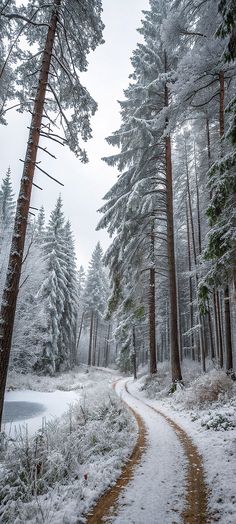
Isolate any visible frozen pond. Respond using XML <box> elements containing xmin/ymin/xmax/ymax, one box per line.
<box><xmin>3</xmin><ymin>401</ymin><xmax>45</xmax><ymax>422</ymax></box>
<box><xmin>2</xmin><ymin>389</ymin><xmax>81</xmax><ymax>436</ymax></box>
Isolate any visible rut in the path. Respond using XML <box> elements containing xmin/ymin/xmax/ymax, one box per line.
<box><xmin>131</xmin><ymin>388</ymin><xmax>210</xmax><ymax>524</ymax></box>
<box><xmin>86</xmin><ymin>382</ymin><xmax>147</xmax><ymax>524</ymax></box>
<box><xmin>86</xmin><ymin>380</ymin><xmax>211</xmax><ymax>524</ymax></box>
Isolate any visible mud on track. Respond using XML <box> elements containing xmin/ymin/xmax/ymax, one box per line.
<box><xmin>86</xmin><ymin>380</ymin><xmax>147</xmax><ymax>523</ymax></box>
<box><xmin>86</xmin><ymin>379</ymin><xmax>211</xmax><ymax>524</ymax></box>
<box><xmin>125</xmin><ymin>384</ymin><xmax>210</xmax><ymax>524</ymax></box>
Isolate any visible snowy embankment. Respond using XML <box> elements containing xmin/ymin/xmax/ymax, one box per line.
<box><xmin>138</xmin><ymin>362</ymin><xmax>236</xmax><ymax>524</ymax></box>
<box><xmin>0</xmin><ymin>368</ymin><xmax>137</xmax><ymax>524</ymax></box>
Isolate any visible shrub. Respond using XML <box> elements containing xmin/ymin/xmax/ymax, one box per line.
<box><xmin>175</xmin><ymin>369</ymin><xmax>234</xmax><ymax>408</ymax></box>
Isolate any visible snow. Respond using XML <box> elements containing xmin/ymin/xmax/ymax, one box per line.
<box><xmin>2</xmin><ymin>365</ymin><xmax>236</xmax><ymax>524</ymax></box>
<box><xmin>4</xmin><ymin>367</ymin><xmax>118</xmax><ymax>437</ymax></box>
<box><xmin>0</xmin><ymin>369</ymin><xmax>137</xmax><ymax>524</ymax></box>
<box><xmin>136</xmin><ymin>365</ymin><xmax>236</xmax><ymax>524</ymax></box>
<box><xmin>3</xmin><ymin>389</ymin><xmax>81</xmax><ymax>437</ymax></box>
<box><xmin>112</xmin><ymin>378</ymin><xmax>186</xmax><ymax>524</ymax></box>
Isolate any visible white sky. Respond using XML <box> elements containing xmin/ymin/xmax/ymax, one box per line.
<box><xmin>0</xmin><ymin>0</ymin><xmax>150</xmax><ymax>269</ymax></box>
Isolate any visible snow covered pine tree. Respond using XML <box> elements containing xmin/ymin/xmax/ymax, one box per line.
<box><xmin>0</xmin><ymin>0</ymin><xmax>104</xmax><ymax>428</ymax></box>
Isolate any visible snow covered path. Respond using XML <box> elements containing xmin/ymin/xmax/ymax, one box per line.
<box><xmin>87</xmin><ymin>377</ymin><xmax>209</xmax><ymax>524</ymax></box>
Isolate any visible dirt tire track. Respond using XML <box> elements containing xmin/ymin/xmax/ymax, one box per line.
<box><xmin>125</xmin><ymin>382</ymin><xmax>210</xmax><ymax>524</ymax></box>
<box><xmin>86</xmin><ymin>379</ymin><xmax>211</xmax><ymax>524</ymax></box>
<box><xmin>86</xmin><ymin>379</ymin><xmax>147</xmax><ymax>523</ymax></box>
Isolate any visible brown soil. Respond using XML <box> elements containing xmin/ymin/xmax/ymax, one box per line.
<box><xmin>86</xmin><ymin>379</ymin><xmax>210</xmax><ymax>524</ymax></box>
<box><xmin>126</xmin><ymin>383</ymin><xmax>210</xmax><ymax>524</ymax></box>
<box><xmin>85</xmin><ymin>380</ymin><xmax>147</xmax><ymax>523</ymax></box>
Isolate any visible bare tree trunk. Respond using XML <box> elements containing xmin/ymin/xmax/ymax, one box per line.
<box><xmin>0</xmin><ymin>0</ymin><xmax>61</xmax><ymax>429</ymax></box>
<box><xmin>149</xmin><ymin>224</ymin><xmax>157</xmax><ymax>374</ymax></box>
<box><xmin>219</xmin><ymin>70</ymin><xmax>233</xmax><ymax>370</ymax></box>
<box><xmin>149</xmin><ymin>267</ymin><xmax>157</xmax><ymax>374</ymax></box>
<box><xmin>88</xmin><ymin>311</ymin><xmax>94</xmax><ymax>367</ymax></box>
<box><xmin>216</xmin><ymin>292</ymin><xmax>224</xmax><ymax>368</ymax></box>
<box><xmin>92</xmin><ymin>315</ymin><xmax>98</xmax><ymax>366</ymax></box>
<box><xmin>224</xmin><ymin>285</ymin><xmax>233</xmax><ymax>370</ymax></box>
<box><xmin>193</xmin><ymin>140</ymin><xmax>202</xmax><ymax>255</ymax></box>
<box><xmin>184</xmin><ymin>139</ymin><xmax>205</xmax><ymax>371</ymax></box>
<box><xmin>132</xmin><ymin>325</ymin><xmax>137</xmax><ymax>380</ymax></box>
<box><xmin>104</xmin><ymin>323</ymin><xmax>111</xmax><ymax>368</ymax></box>
<box><xmin>164</xmin><ymin>53</ymin><xmax>182</xmax><ymax>382</ymax></box>
<box><xmin>186</xmin><ymin>200</ymin><xmax>195</xmax><ymax>360</ymax></box>
<box><xmin>76</xmin><ymin>312</ymin><xmax>84</xmax><ymax>361</ymax></box>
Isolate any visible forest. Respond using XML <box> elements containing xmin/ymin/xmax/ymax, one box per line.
<box><xmin>0</xmin><ymin>0</ymin><xmax>235</xmax><ymax>523</ymax></box>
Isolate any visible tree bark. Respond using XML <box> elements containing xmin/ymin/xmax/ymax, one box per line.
<box><xmin>186</xmin><ymin>200</ymin><xmax>195</xmax><ymax>360</ymax></box>
<box><xmin>219</xmin><ymin>70</ymin><xmax>233</xmax><ymax>370</ymax></box>
<box><xmin>0</xmin><ymin>0</ymin><xmax>61</xmax><ymax>429</ymax></box>
<box><xmin>76</xmin><ymin>311</ymin><xmax>84</xmax><ymax>361</ymax></box>
<box><xmin>164</xmin><ymin>52</ymin><xmax>182</xmax><ymax>383</ymax></box>
<box><xmin>104</xmin><ymin>323</ymin><xmax>111</xmax><ymax>368</ymax></box>
<box><xmin>88</xmin><ymin>311</ymin><xmax>94</xmax><ymax>367</ymax></box>
<box><xmin>149</xmin><ymin>267</ymin><xmax>157</xmax><ymax>374</ymax></box>
<box><xmin>148</xmin><ymin>223</ymin><xmax>157</xmax><ymax>375</ymax></box>
<box><xmin>92</xmin><ymin>315</ymin><xmax>98</xmax><ymax>366</ymax></box>
<box><xmin>184</xmin><ymin>138</ymin><xmax>205</xmax><ymax>371</ymax></box>
<box><xmin>224</xmin><ymin>285</ymin><xmax>233</xmax><ymax>370</ymax></box>
<box><xmin>132</xmin><ymin>325</ymin><xmax>137</xmax><ymax>380</ymax></box>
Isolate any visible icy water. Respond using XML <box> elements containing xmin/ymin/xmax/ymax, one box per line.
<box><xmin>2</xmin><ymin>401</ymin><xmax>46</xmax><ymax>423</ymax></box>
<box><xmin>2</xmin><ymin>389</ymin><xmax>81</xmax><ymax>436</ymax></box>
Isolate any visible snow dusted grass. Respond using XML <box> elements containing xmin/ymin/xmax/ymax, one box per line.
<box><xmin>6</xmin><ymin>366</ymin><xmax>101</xmax><ymax>392</ymax></box>
<box><xmin>139</xmin><ymin>360</ymin><xmax>236</xmax><ymax>523</ymax></box>
<box><xmin>0</xmin><ymin>378</ymin><xmax>137</xmax><ymax>524</ymax></box>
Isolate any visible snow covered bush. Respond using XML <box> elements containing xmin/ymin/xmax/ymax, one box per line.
<box><xmin>174</xmin><ymin>370</ymin><xmax>234</xmax><ymax>408</ymax></box>
<box><xmin>200</xmin><ymin>411</ymin><xmax>235</xmax><ymax>431</ymax></box>
<box><xmin>0</xmin><ymin>390</ymin><xmax>136</xmax><ymax>523</ymax></box>
<box><xmin>140</xmin><ymin>361</ymin><xmax>171</xmax><ymax>398</ymax></box>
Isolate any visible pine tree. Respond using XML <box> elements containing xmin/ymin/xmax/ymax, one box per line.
<box><xmin>34</xmin><ymin>206</ymin><xmax>45</xmax><ymax>243</ymax></box>
<box><xmin>35</xmin><ymin>196</ymin><xmax>68</xmax><ymax>375</ymax></box>
<box><xmin>98</xmin><ymin>0</ymin><xmax>182</xmax><ymax>382</ymax></box>
<box><xmin>0</xmin><ymin>0</ymin><xmax>17</xmax><ymax>124</ymax></box>
<box><xmin>0</xmin><ymin>168</ymin><xmax>15</xmax><ymax>300</ymax></box>
<box><xmin>0</xmin><ymin>1</ymin><xmax>104</xmax><ymax>427</ymax></box>
<box><xmin>0</xmin><ymin>167</ymin><xmax>15</xmax><ymax>239</ymax></box>
<box><xmin>83</xmin><ymin>242</ymin><xmax>109</xmax><ymax>366</ymax></box>
<box><xmin>61</xmin><ymin>220</ymin><xmax>78</xmax><ymax>368</ymax></box>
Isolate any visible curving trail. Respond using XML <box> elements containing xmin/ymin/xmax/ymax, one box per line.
<box><xmin>86</xmin><ymin>378</ymin><xmax>210</xmax><ymax>524</ymax></box>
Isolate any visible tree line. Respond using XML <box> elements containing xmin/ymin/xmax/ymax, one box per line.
<box><xmin>97</xmin><ymin>0</ymin><xmax>236</xmax><ymax>383</ymax></box>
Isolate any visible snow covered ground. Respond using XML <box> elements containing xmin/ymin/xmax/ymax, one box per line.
<box><xmin>0</xmin><ymin>368</ymin><xmax>137</xmax><ymax>524</ymax></box>
<box><xmin>137</xmin><ymin>363</ymin><xmax>236</xmax><ymax>524</ymax></box>
<box><xmin>1</xmin><ymin>364</ymin><xmax>235</xmax><ymax>524</ymax></box>
<box><xmin>3</xmin><ymin>367</ymin><xmax>116</xmax><ymax>436</ymax></box>
<box><xmin>3</xmin><ymin>389</ymin><xmax>81</xmax><ymax>436</ymax></box>
<box><xmin>112</xmin><ymin>378</ymin><xmax>186</xmax><ymax>524</ymax></box>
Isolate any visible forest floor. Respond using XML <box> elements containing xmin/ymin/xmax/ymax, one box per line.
<box><xmin>87</xmin><ymin>363</ymin><xmax>236</xmax><ymax>524</ymax></box>
<box><xmin>1</xmin><ymin>364</ymin><xmax>236</xmax><ymax>523</ymax></box>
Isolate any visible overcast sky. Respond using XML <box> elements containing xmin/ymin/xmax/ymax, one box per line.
<box><xmin>0</xmin><ymin>0</ymin><xmax>150</xmax><ymax>269</ymax></box>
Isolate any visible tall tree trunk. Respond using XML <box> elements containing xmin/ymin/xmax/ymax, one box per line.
<box><xmin>104</xmin><ymin>323</ymin><xmax>111</xmax><ymax>368</ymax></box>
<box><xmin>186</xmin><ymin>201</ymin><xmax>195</xmax><ymax>360</ymax></box>
<box><xmin>132</xmin><ymin>325</ymin><xmax>137</xmax><ymax>380</ymax></box>
<box><xmin>193</xmin><ymin>139</ymin><xmax>202</xmax><ymax>255</ymax></box>
<box><xmin>224</xmin><ymin>285</ymin><xmax>233</xmax><ymax>370</ymax></box>
<box><xmin>149</xmin><ymin>223</ymin><xmax>157</xmax><ymax>374</ymax></box>
<box><xmin>88</xmin><ymin>311</ymin><xmax>94</xmax><ymax>367</ymax></box>
<box><xmin>219</xmin><ymin>70</ymin><xmax>233</xmax><ymax>369</ymax></box>
<box><xmin>149</xmin><ymin>267</ymin><xmax>157</xmax><ymax>374</ymax></box>
<box><xmin>164</xmin><ymin>52</ymin><xmax>182</xmax><ymax>382</ymax></box>
<box><xmin>0</xmin><ymin>0</ymin><xmax>61</xmax><ymax>429</ymax></box>
<box><xmin>184</xmin><ymin>138</ymin><xmax>205</xmax><ymax>371</ymax></box>
<box><xmin>76</xmin><ymin>312</ymin><xmax>84</xmax><ymax>361</ymax></box>
<box><xmin>92</xmin><ymin>315</ymin><xmax>98</xmax><ymax>366</ymax></box>
<box><xmin>216</xmin><ymin>292</ymin><xmax>224</xmax><ymax>368</ymax></box>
